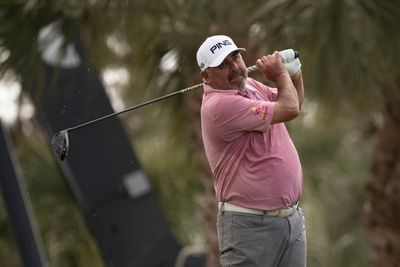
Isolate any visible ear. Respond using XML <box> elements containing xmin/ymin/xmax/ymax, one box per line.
<box><xmin>200</xmin><ymin>70</ymin><xmax>209</xmax><ymax>83</ymax></box>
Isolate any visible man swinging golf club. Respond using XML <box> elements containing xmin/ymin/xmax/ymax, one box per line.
<box><xmin>198</xmin><ymin>35</ymin><xmax>306</xmax><ymax>267</ymax></box>
<box><xmin>51</xmin><ymin>50</ymin><xmax>298</xmax><ymax>161</ymax></box>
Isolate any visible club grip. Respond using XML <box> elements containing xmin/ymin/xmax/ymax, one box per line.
<box><xmin>247</xmin><ymin>49</ymin><xmax>299</xmax><ymax>73</ymax></box>
<box><xmin>279</xmin><ymin>49</ymin><xmax>299</xmax><ymax>63</ymax></box>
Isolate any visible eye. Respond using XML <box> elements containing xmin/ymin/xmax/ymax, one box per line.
<box><xmin>233</xmin><ymin>53</ymin><xmax>240</xmax><ymax>61</ymax></box>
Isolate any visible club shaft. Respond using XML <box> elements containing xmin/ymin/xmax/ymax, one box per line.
<box><xmin>64</xmin><ymin>65</ymin><xmax>260</xmax><ymax>133</ymax></box>
<box><xmin>67</xmin><ymin>86</ymin><xmax>197</xmax><ymax>132</ymax></box>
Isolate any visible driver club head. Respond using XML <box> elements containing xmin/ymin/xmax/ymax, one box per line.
<box><xmin>51</xmin><ymin>130</ymin><xmax>69</xmax><ymax>161</ymax></box>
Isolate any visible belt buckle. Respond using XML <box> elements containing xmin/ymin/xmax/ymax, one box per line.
<box><xmin>279</xmin><ymin>208</ymin><xmax>291</xmax><ymax>217</ymax></box>
<box><xmin>272</xmin><ymin>203</ymin><xmax>297</xmax><ymax>217</ymax></box>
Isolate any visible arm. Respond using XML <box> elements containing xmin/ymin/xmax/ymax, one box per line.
<box><xmin>290</xmin><ymin>70</ymin><xmax>304</xmax><ymax>110</ymax></box>
<box><xmin>256</xmin><ymin>52</ymin><xmax>299</xmax><ymax>124</ymax></box>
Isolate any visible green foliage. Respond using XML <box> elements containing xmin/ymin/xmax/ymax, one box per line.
<box><xmin>1</xmin><ymin>0</ymin><xmax>399</xmax><ymax>266</ymax></box>
<box><xmin>289</xmin><ymin>101</ymin><xmax>372</xmax><ymax>266</ymax></box>
<box><xmin>132</xmin><ymin>114</ymin><xmax>205</xmax><ymax>244</ymax></box>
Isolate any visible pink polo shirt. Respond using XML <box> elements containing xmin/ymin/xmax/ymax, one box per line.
<box><xmin>201</xmin><ymin>77</ymin><xmax>302</xmax><ymax>211</ymax></box>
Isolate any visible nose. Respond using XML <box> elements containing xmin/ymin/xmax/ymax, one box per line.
<box><xmin>226</xmin><ymin>58</ymin><xmax>238</xmax><ymax>70</ymax></box>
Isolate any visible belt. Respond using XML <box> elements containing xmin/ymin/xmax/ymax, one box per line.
<box><xmin>218</xmin><ymin>201</ymin><xmax>299</xmax><ymax>217</ymax></box>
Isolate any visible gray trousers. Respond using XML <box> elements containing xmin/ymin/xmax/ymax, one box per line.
<box><xmin>216</xmin><ymin>208</ymin><xmax>306</xmax><ymax>267</ymax></box>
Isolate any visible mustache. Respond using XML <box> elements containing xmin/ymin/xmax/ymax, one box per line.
<box><xmin>228</xmin><ymin>68</ymin><xmax>246</xmax><ymax>81</ymax></box>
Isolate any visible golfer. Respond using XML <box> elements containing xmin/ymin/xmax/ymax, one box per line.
<box><xmin>198</xmin><ymin>35</ymin><xmax>306</xmax><ymax>267</ymax></box>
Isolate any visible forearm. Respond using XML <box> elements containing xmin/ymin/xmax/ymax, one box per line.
<box><xmin>255</xmin><ymin>51</ymin><xmax>300</xmax><ymax>123</ymax></box>
<box><xmin>290</xmin><ymin>70</ymin><xmax>304</xmax><ymax>109</ymax></box>
<box><xmin>273</xmin><ymin>72</ymin><xmax>300</xmax><ymax>123</ymax></box>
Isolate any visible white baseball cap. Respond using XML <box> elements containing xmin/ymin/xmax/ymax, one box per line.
<box><xmin>196</xmin><ymin>35</ymin><xmax>246</xmax><ymax>71</ymax></box>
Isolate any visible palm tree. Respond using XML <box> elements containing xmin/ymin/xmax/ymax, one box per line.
<box><xmin>1</xmin><ymin>1</ymin><xmax>399</xmax><ymax>267</ymax></box>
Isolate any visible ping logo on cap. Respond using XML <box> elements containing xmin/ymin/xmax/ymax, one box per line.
<box><xmin>196</xmin><ymin>35</ymin><xmax>245</xmax><ymax>70</ymax></box>
<box><xmin>210</xmin><ymin>40</ymin><xmax>232</xmax><ymax>54</ymax></box>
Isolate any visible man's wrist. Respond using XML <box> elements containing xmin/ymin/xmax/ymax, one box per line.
<box><xmin>284</xmin><ymin>58</ymin><xmax>302</xmax><ymax>75</ymax></box>
<box><xmin>290</xmin><ymin>70</ymin><xmax>301</xmax><ymax>79</ymax></box>
<box><xmin>276</xmin><ymin>70</ymin><xmax>291</xmax><ymax>82</ymax></box>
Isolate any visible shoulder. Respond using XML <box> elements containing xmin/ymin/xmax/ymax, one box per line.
<box><xmin>203</xmin><ymin>90</ymin><xmax>244</xmax><ymax>112</ymax></box>
<box><xmin>202</xmin><ymin>90</ymin><xmax>255</xmax><ymax>123</ymax></box>
<box><xmin>246</xmin><ymin>77</ymin><xmax>274</xmax><ymax>91</ymax></box>
<box><xmin>246</xmin><ymin>77</ymin><xmax>277</xmax><ymax>99</ymax></box>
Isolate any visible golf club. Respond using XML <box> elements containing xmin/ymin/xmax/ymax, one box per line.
<box><xmin>52</xmin><ymin>50</ymin><xmax>299</xmax><ymax>161</ymax></box>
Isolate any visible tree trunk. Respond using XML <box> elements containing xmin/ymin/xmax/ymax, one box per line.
<box><xmin>364</xmin><ymin>90</ymin><xmax>400</xmax><ymax>266</ymax></box>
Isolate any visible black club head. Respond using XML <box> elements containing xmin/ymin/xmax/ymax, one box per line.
<box><xmin>51</xmin><ymin>130</ymin><xmax>69</xmax><ymax>161</ymax></box>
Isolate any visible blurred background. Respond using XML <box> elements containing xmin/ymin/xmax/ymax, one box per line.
<box><xmin>0</xmin><ymin>1</ymin><xmax>399</xmax><ymax>267</ymax></box>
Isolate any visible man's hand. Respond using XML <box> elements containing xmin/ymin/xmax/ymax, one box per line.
<box><xmin>256</xmin><ymin>51</ymin><xmax>287</xmax><ymax>82</ymax></box>
<box><xmin>279</xmin><ymin>49</ymin><xmax>297</xmax><ymax>63</ymax></box>
<box><xmin>284</xmin><ymin>58</ymin><xmax>301</xmax><ymax>76</ymax></box>
<box><xmin>278</xmin><ymin>49</ymin><xmax>301</xmax><ymax>76</ymax></box>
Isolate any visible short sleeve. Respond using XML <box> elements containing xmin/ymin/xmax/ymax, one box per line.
<box><xmin>211</xmin><ymin>94</ymin><xmax>275</xmax><ymax>141</ymax></box>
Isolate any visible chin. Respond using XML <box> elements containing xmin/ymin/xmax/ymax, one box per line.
<box><xmin>234</xmin><ymin>78</ymin><xmax>246</xmax><ymax>91</ymax></box>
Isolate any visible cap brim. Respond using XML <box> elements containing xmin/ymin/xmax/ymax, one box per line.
<box><xmin>208</xmin><ymin>48</ymin><xmax>246</xmax><ymax>68</ymax></box>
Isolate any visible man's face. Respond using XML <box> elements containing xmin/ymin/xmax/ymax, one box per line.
<box><xmin>201</xmin><ymin>51</ymin><xmax>247</xmax><ymax>91</ymax></box>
